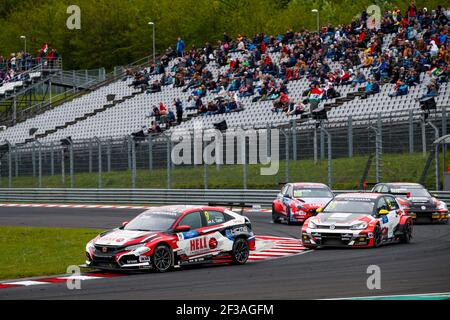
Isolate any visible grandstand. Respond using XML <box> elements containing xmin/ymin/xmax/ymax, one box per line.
<box><xmin>0</xmin><ymin>4</ymin><xmax>449</xmax><ymax>180</ymax></box>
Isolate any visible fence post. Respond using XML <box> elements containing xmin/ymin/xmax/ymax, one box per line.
<box><xmin>69</xmin><ymin>143</ymin><xmax>74</xmax><ymax>189</ymax></box>
<box><xmin>292</xmin><ymin>120</ymin><xmax>297</xmax><ymax>161</ymax></box>
<box><xmin>314</xmin><ymin>126</ymin><xmax>318</xmax><ymax>164</ymax></box>
<box><xmin>320</xmin><ymin>122</ymin><xmax>325</xmax><ymax>160</ymax></box>
<box><xmin>436</xmin><ymin>143</ymin><xmax>440</xmax><ymax>191</ymax></box>
<box><xmin>107</xmin><ymin>138</ymin><xmax>112</xmax><ymax>172</ymax></box>
<box><xmin>14</xmin><ymin>147</ymin><xmax>19</xmax><ymax>178</ymax></box>
<box><xmin>131</xmin><ymin>136</ymin><xmax>136</xmax><ymax>189</ymax></box>
<box><xmin>8</xmin><ymin>148</ymin><xmax>12</xmax><ymax>188</ymax></box>
<box><xmin>37</xmin><ymin>143</ymin><xmax>42</xmax><ymax>188</ymax></box>
<box><xmin>409</xmin><ymin>109</ymin><xmax>414</xmax><ymax>154</ymax></box>
<box><xmin>32</xmin><ymin>145</ymin><xmax>36</xmax><ymax>177</ymax></box>
<box><xmin>370</xmin><ymin>125</ymin><xmax>381</xmax><ymax>183</ymax></box>
<box><xmin>348</xmin><ymin>115</ymin><xmax>353</xmax><ymax>158</ymax></box>
<box><xmin>88</xmin><ymin>138</ymin><xmax>93</xmax><ymax>173</ymax></box>
<box><xmin>61</xmin><ymin>149</ymin><xmax>65</xmax><ymax>186</ymax></box>
<box><xmin>50</xmin><ymin>143</ymin><xmax>55</xmax><ymax>175</ymax></box>
<box><xmin>127</xmin><ymin>136</ymin><xmax>132</xmax><ymax>170</ymax></box>
<box><xmin>148</xmin><ymin>135</ymin><xmax>153</xmax><ymax>170</ymax></box>
<box><xmin>428</xmin><ymin>121</ymin><xmax>440</xmax><ymax>190</ymax></box>
<box><xmin>284</xmin><ymin>129</ymin><xmax>289</xmax><ymax>182</ymax></box>
<box><xmin>421</xmin><ymin>120</ymin><xmax>427</xmax><ymax>157</ymax></box>
<box><xmin>166</xmin><ymin>133</ymin><xmax>172</xmax><ymax>189</ymax></box>
<box><xmin>243</xmin><ymin>136</ymin><xmax>248</xmax><ymax>190</ymax></box>
<box><xmin>321</xmin><ymin>127</ymin><xmax>332</xmax><ymax>188</ymax></box>
<box><xmin>442</xmin><ymin>106</ymin><xmax>447</xmax><ymax>137</ymax></box>
<box><xmin>95</xmin><ymin>137</ymin><xmax>102</xmax><ymax>189</ymax></box>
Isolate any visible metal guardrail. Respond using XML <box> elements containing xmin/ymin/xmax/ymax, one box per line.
<box><xmin>0</xmin><ymin>188</ymin><xmax>449</xmax><ymax>207</ymax></box>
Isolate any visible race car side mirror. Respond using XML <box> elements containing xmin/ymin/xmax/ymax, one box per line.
<box><xmin>406</xmin><ymin>192</ymin><xmax>411</xmax><ymax>199</ymax></box>
<box><xmin>174</xmin><ymin>225</ymin><xmax>191</xmax><ymax>233</ymax></box>
<box><xmin>315</xmin><ymin>207</ymin><xmax>323</xmax><ymax>214</ymax></box>
<box><xmin>378</xmin><ymin>209</ymin><xmax>389</xmax><ymax>215</ymax></box>
<box><xmin>122</xmin><ymin>221</ymin><xmax>129</xmax><ymax>227</ymax></box>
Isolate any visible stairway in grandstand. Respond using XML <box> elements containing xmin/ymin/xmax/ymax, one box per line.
<box><xmin>0</xmin><ymin>62</ymin><xmax>105</xmax><ymax>128</ymax></box>
<box><xmin>0</xmin><ymin>33</ymin><xmax>449</xmax><ymax>146</ymax></box>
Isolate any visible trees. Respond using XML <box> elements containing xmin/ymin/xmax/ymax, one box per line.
<box><xmin>0</xmin><ymin>0</ymin><xmax>444</xmax><ymax>70</ymax></box>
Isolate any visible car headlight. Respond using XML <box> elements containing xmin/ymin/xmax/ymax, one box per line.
<box><xmin>125</xmin><ymin>244</ymin><xmax>144</xmax><ymax>251</ymax></box>
<box><xmin>125</xmin><ymin>244</ymin><xmax>150</xmax><ymax>255</ymax></box>
<box><xmin>351</xmin><ymin>222</ymin><xmax>368</xmax><ymax>230</ymax></box>
<box><xmin>308</xmin><ymin>221</ymin><xmax>317</xmax><ymax>229</ymax></box>
<box><xmin>86</xmin><ymin>241</ymin><xmax>95</xmax><ymax>252</ymax></box>
<box><xmin>437</xmin><ymin>202</ymin><xmax>448</xmax><ymax>211</ymax></box>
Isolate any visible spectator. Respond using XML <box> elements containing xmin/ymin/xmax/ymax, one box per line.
<box><xmin>352</xmin><ymin>70</ymin><xmax>366</xmax><ymax>86</ymax></box>
<box><xmin>176</xmin><ymin>37</ymin><xmax>185</xmax><ymax>57</ymax></box>
<box><xmin>360</xmin><ymin>79</ymin><xmax>380</xmax><ymax>99</ymax></box>
<box><xmin>389</xmin><ymin>80</ymin><xmax>409</xmax><ymax>97</ymax></box>
<box><xmin>174</xmin><ymin>99</ymin><xmax>183</xmax><ymax>125</ymax></box>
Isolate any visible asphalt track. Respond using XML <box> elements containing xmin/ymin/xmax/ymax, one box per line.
<box><xmin>0</xmin><ymin>206</ymin><xmax>449</xmax><ymax>300</ymax></box>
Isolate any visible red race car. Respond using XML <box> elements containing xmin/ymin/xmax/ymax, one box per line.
<box><xmin>84</xmin><ymin>205</ymin><xmax>255</xmax><ymax>272</ymax></box>
<box><xmin>301</xmin><ymin>193</ymin><xmax>413</xmax><ymax>248</ymax></box>
<box><xmin>272</xmin><ymin>183</ymin><xmax>334</xmax><ymax>225</ymax></box>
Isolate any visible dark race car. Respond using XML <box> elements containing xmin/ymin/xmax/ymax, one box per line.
<box><xmin>301</xmin><ymin>193</ymin><xmax>413</xmax><ymax>248</ymax></box>
<box><xmin>84</xmin><ymin>205</ymin><xmax>256</xmax><ymax>272</ymax></box>
<box><xmin>272</xmin><ymin>182</ymin><xmax>334</xmax><ymax>225</ymax></box>
<box><xmin>372</xmin><ymin>183</ymin><xmax>448</xmax><ymax>224</ymax></box>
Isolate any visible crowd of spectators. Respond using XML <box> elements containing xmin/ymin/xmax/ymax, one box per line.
<box><xmin>125</xmin><ymin>1</ymin><xmax>449</xmax><ymax>132</ymax></box>
<box><xmin>0</xmin><ymin>45</ymin><xmax>59</xmax><ymax>87</ymax></box>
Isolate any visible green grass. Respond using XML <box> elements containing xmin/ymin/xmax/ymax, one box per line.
<box><xmin>0</xmin><ymin>152</ymin><xmax>442</xmax><ymax>190</ymax></box>
<box><xmin>0</xmin><ymin>226</ymin><xmax>103</xmax><ymax>280</ymax></box>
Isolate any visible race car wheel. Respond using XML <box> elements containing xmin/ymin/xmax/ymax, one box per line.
<box><xmin>373</xmin><ymin>225</ymin><xmax>382</xmax><ymax>248</ymax></box>
<box><xmin>272</xmin><ymin>206</ymin><xmax>281</xmax><ymax>224</ymax></box>
<box><xmin>152</xmin><ymin>244</ymin><xmax>173</xmax><ymax>272</ymax></box>
<box><xmin>232</xmin><ymin>238</ymin><xmax>249</xmax><ymax>265</ymax></box>
<box><xmin>400</xmin><ymin>220</ymin><xmax>412</xmax><ymax>244</ymax></box>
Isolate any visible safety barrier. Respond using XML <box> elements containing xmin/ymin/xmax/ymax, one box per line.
<box><xmin>0</xmin><ymin>188</ymin><xmax>449</xmax><ymax>207</ymax></box>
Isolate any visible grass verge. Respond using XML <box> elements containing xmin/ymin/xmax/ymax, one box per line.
<box><xmin>0</xmin><ymin>226</ymin><xmax>103</xmax><ymax>280</ymax></box>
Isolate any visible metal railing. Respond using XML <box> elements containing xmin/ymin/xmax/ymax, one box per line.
<box><xmin>0</xmin><ymin>188</ymin><xmax>449</xmax><ymax>207</ymax></box>
<box><xmin>0</xmin><ymin>107</ymin><xmax>449</xmax><ymax>191</ymax></box>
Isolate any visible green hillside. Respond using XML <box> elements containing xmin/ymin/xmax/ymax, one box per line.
<box><xmin>0</xmin><ymin>0</ymin><xmax>444</xmax><ymax>70</ymax></box>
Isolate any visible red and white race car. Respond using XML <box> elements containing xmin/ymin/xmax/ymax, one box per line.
<box><xmin>272</xmin><ymin>183</ymin><xmax>334</xmax><ymax>225</ymax></box>
<box><xmin>84</xmin><ymin>205</ymin><xmax>255</xmax><ymax>272</ymax></box>
<box><xmin>301</xmin><ymin>193</ymin><xmax>413</xmax><ymax>248</ymax></box>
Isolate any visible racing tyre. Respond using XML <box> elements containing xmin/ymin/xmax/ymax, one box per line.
<box><xmin>232</xmin><ymin>238</ymin><xmax>250</xmax><ymax>265</ymax></box>
<box><xmin>373</xmin><ymin>225</ymin><xmax>382</xmax><ymax>248</ymax></box>
<box><xmin>400</xmin><ymin>220</ymin><xmax>413</xmax><ymax>244</ymax></box>
<box><xmin>272</xmin><ymin>206</ymin><xmax>281</xmax><ymax>224</ymax></box>
<box><xmin>152</xmin><ymin>244</ymin><xmax>173</xmax><ymax>272</ymax></box>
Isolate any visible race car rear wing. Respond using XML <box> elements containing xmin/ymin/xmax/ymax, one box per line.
<box><xmin>208</xmin><ymin>202</ymin><xmax>253</xmax><ymax>215</ymax></box>
<box><xmin>387</xmin><ymin>191</ymin><xmax>411</xmax><ymax>198</ymax></box>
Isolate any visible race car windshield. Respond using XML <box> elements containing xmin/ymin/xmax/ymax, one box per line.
<box><xmin>124</xmin><ymin>213</ymin><xmax>177</xmax><ymax>231</ymax></box>
<box><xmin>293</xmin><ymin>188</ymin><xmax>333</xmax><ymax>198</ymax></box>
<box><xmin>323</xmin><ymin>199</ymin><xmax>374</xmax><ymax>214</ymax></box>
